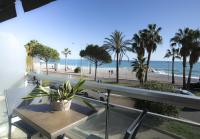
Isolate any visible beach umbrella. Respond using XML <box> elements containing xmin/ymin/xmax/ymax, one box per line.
<box><xmin>21</xmin><ymin>0</ymin><xmax>55</xmax><ymax>12</ymax></box>
<box><xmin>0</xmin><ymin>0</ymin><xmax>55</xmax><ymax>23</ymax></box>
<box><xmin>0</xmin><ymin>0</ymin><xmax>16</xmax><ymax>23</ymax></box>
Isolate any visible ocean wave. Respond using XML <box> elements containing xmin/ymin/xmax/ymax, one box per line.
<box><xmin>152</xmin><ymin>68</ymin><xmax>199</xmax><ymax>79</ymax></box>
<box><xmin>156</xmin><ymin>71</ymin><xmax>168</xmax><ymax>75</ymax></box>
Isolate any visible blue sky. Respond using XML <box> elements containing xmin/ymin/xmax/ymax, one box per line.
<box><xmin>1</xmin><ymin>0</ymin><xmax>200</xmax><ymax>60</ymax></box>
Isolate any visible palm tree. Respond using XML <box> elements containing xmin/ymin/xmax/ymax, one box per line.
<box><xmin>62</xmin><ymin>48</ymin><xmax>71</xmax><ymax>72</ymax></box>
<box><xmin>171</xmin><ymin>28</ymin><xmax>193</xmax><ymax>89</ymax></box>
<box><xmin>131</xmin><ymin>32</ymin><xmax>147</xmax><ymax>84</ymax></box>
<box><xmin>188</xmin><ymin>47</ymin><xmax>200</xmax><ymax>85</ymax></box>
<box><xmin>187</xmin><ymin>30</ymin><xmax>200</xmax><ymax>86</ymax></box>
<box><xmin>104</xmin><ymin>30</ymin><xmax>130</xmax><ymax>83</ymax></box>
<box><xmin>132</xmin><ymin>32</ymin><xmax>145</xmax><ymax>57</ymax></box>
<box><xmin>132</xmin><ymin>55</ymin><xmax>146</xmax><ymax>84</ymax></box>
<box><xmin>142</xmin><ymin>24</ymin><xmax>162</xmax><ymax>82</ymax></box>
<box><xmin>24</xmin><ymin>40</ymin><xmax>39</xmax><ymax>72</ymax></box>
<box><xmin>164</xmin><ymin>45</ymin><xmax>181</xmax><ymax>84</ymax></box>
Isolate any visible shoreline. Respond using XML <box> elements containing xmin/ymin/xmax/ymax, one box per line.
<box><xmin>45</xmin><ymin>59</ymin><xmax>200</xmax><ymax>79</ymax></box>
<box><xmin>39</xmin><ymin>64</ymin><xmax>199</xmax><ymax>86</ymax></box>
<box><xmin>42</xmin><ymin>63</ymin><xmax>200</xmax><ymax>79</ymax></box>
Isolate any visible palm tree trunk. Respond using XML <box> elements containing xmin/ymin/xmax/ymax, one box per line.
<box><xmin>116</xmin><ymin>52</ymin><xmax>119</xmax><ymax>83</ymax></box>
<box><xmin>182</xmin><ymin>57</ymin><xmax>186</xmax><ymax>89</ymax></box>
<box><xmin>26</xmin><ymin>56</ymin><xmax>31</xmax><ymax>72</ymax></box>
<box><xmin>140</xmin><ymin>77</ymin><xmax>143</xmax><ymax>84</ymax></box>
<box><xmin>172</xmin><ymin>57</ymin><xmax>175</xmax><ymax>84</ymax></box>
<box><xmin>65</xmin><ymin>57</ymin><xmax>67</xmax><ymax>72</ymax></box>
<box><xmin>46</xmin><ymin>61</ymin><xmax>48</xmax><ymax>75</ymax></box>
<box><xmin>94</xmin><ymin>62</ymin><xmax>97</xmax><ymax>81</ymax></box>
<box><xmin>145</xmin><ymin>52</ymin><xmax>151</xmax><ymax>82</ymax></box>
<box><xmin>187</xmin><ymin>64</ymin><xmax>193</xmax><ymax>87</ymax></box>
<box><xmin>31</xmin><ymin>56</ymin><xmax>34</xmax><ymax>72</ymax></box>
<box><xmin>89</xmin><ymin>63</ymin><xmax>91</xmax><ymax>74</ymax></box>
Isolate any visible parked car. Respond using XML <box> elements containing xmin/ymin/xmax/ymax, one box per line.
<box><xmin>27</xmin><ymin>76</ymin><xmax>40</xmax><ymax>85</ymax></box>
<box><xmin>175</xmin><ymin>89</ymin><xmax>195</xmax><ymax>96</ymax></box>
<box><xmin>77</xmin><ymin>89</ymin><xmax>107</xmax><ymax>101</ymax></box>
<box><xmin>189</xmin><ymin>82</ymin><xmax>200</xmax><ymax>90</ymax></box>
<box><xmin>49</xmin><ymin>82</ymin><xmax>61</xmax><ymax>90</ymax></box>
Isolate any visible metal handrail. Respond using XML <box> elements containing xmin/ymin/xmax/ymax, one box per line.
<box><xmin>75</xmin><ymin>95</ymin><xmax>200</xmax><ymax>127</ymax></box>
<box><xmin>124</xmin><ymin>110</ymin><xmax>147</xmax><ymax>139</ymax></box>
<box><xmin>31</xmin><ymin>73</ymin><xmax>200</xmax><ymax>110</ymax></box>
<box><xmin>27</xmin><ymin>73</ymin><xmax>200</xmax><ymax>139</ymax></box>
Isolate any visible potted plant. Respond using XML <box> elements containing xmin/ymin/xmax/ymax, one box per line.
<box><xmin>23</xmin><ymin>79</ymin><xmax>85</xmax><ymax>111</ymax></box>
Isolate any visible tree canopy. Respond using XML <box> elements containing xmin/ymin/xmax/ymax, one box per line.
<box><xmin>62</xmin><ymin>48</ymin><xmax>71</xmax><ymax>58</ymax></box>
<box><xmin>24</xmin><ymin>40</ymin><xmax>39</xmax><ymax>71</ymax></box>
<box><xmin>80</xmin><ymin>44</ymin><xmax>112</xmax><ymax>66</ymax></box>
<box><xmin>30</xmin><ymin>43</ymin><xmax>60</xmax><ymax>74</ymax></box>
<box><xmin>80</xmin><ymin>44</ymin><xmax>112</xmax><ymax>80</ymax></box>
<box><xmin>32</xmin><ymin>44</ymin><xmax>60</xmax><ymax>62</ymax></box>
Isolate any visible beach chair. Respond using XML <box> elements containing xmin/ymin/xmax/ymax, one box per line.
<box><xmin>4</xmin><ymin>85</ymin><xmax>38</xmax><ymax>139</ymax></box>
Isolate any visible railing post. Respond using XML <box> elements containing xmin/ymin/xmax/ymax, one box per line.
<box><xmin>8</xmin><ymin>116</ymin><xmax>11</xmax><ymax>139</ymax></box>
<box><xmin>105</xmin><ymin>89</ymin><xmax>111</xmax><ymax>139</ymax></box>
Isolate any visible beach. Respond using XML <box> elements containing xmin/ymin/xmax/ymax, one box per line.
<box><xmin>46</xmin><ymin>59</ymin><xmax>200</xmax><ymax>77</ymax></box>
<box><xmin>35</xmin><ymin>58</ymin><xmax>200</xmax><ymax>86</ymax></box>
<box><xmin>40</xmin><ymin>64</ymin><xmax>199</xmax><ymax>86</ymax></box>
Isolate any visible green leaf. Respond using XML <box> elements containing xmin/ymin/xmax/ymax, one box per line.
<box><xmin>82</xmin><ymin>100</ymin><xmax>97</xmax><ymax>111</ymax></box>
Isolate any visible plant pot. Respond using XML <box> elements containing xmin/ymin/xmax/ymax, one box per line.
<box><xmin>51</xmin><ymin>100</ymin><xmax>72</xmax><ymax>111</ymax></box>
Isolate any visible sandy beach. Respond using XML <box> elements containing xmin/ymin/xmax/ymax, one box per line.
<box><xmin>39</xmin><ymin>64</ymin><xmax>199</xmax><ymax>86</ymax></box>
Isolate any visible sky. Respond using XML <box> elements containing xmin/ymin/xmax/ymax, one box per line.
<box><xmin>1</xmin><ymin>0</ymin><xmax>200</xmax><ymax>60</ymax></box>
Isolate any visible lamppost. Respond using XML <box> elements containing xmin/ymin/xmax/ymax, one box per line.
<box><xmin>168</xmin><ymin>60</ymin><xmax>170</xmax><ymax>81</ymax></box>
<box><xmin>80</xmin><ymin>55</ymin><xmax>83</xmax><ymax>77</ymax></box>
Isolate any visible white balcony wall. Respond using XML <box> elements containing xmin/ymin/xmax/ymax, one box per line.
<box><xmin>0</xmin><ymin>33</ymin><xmax>25</xmax><ymax>94</ymax></box>
<box><xmin>33</xmin><ymin>57</ymin><xmax>41</xmax><ymax>74</ymax></box>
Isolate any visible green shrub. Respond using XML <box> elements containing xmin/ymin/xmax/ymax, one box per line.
<box><xmin>195</xmin><ymin>92</ymin><xmax>200</xmax><ymax>96</ymax></box>
<box><xmin>164</xmin><ymin>121</ymin><xmax>200</xmax><ymax>139</ymax></box>
<box><xmin>134</xmin><ymin>81</ymin><xmax>179</xmax><ymax>116</ymax></box>
<box><xmin>74</xmin><ymin>67</ymin><xmax>81</xmax><ymax>73</ymax></box>
<box><xmin>42</xmin><ymin>80</ymin><xmax>50</xmax><ymax>87</ymax></box>
<box><xmin>134</xmin><ymin>81</ymin><xmax>176</xmax><ymax>92</ymax></box>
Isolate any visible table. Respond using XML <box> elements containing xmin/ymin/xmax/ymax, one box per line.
<box><xmin>14</xmin><ymin>103</ymin><xmax>94</xmax><ymax>139</ymax></box>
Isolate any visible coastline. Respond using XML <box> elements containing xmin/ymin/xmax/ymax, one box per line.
<box><xmin>40</xmin><ymin>64</ymin><xmax>199</xmax><ymax>85</ymax></box>
<box><xmin>47</xmin><ymin>59</ymin><xmax>200</xmax><ymax>79</ymax></box>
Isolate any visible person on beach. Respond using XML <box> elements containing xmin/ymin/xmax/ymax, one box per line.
<box><xmin>109</xmin><ymin>70</ymin><xmax>111</xmax><ymax>77</ymax></box>
<box><xmin>111</xmin><ymin>70</ymin><xmax>113</xmax><ymax>75</ymax></box>
<box><xmin>54</xmin><ymin>63</ymin><xmax>57</xmax><ymax>71</ymax></box>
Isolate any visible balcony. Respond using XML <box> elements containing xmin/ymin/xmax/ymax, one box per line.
<box><xmin>1</xmin><ymin>73</ymin><xmax>200</xmax><ymax>139</ymax></box>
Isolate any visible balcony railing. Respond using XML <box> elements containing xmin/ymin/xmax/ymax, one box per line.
<box><xmin>30</xmin><ymin>73</ymin><xmax>200</xmax><ymax>139</ymax></box>
<box><xmin>31</xmin><ymin>73</ymin><xmax>200</xmax><ymax>110</ymax></box>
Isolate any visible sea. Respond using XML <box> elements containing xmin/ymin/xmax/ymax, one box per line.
<box><xmin>49</xmin><ymin>59</ymin><xmax>200</xmax><ymax>79</ymax></box>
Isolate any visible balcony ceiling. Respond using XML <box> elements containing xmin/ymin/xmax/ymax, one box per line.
<box><xmin>0</xmin><ymin>0</ymin><xmax>55</xmax><ymax>23</ymax></box>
